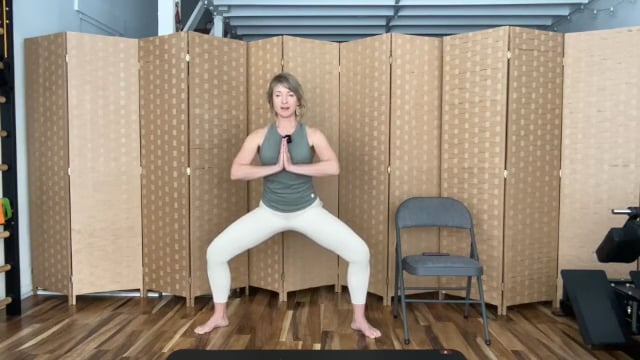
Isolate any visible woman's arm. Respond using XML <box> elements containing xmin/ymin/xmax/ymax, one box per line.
<box><xmin>230</xmin><ymin>128</ymin><xmax>283</xmax><ymax>180</ymax></box>
<box><xmin>283</xmin><ymin>127</ymin><xmax>339</xmax><ymax>177</ymax></box>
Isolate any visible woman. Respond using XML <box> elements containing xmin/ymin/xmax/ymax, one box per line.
<box><xmin>194</xmin><ymin>72</ymin><xmax>381</xmax><ymax>339</ymax></box>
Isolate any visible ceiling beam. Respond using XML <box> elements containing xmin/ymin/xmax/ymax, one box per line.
<box><xmin>230</xmin><ymin>17</ymin><xmax>388</xmax><ymax>26</ymax></box>
<box><xmin>390</xmin><ymin>25</ymin><xmax>509</xmax><ymax>34</ymax></box>
<box><xmin>398</xmin><ymin>0</ymin><xmax>587</xmax><ymax>4</ymax></box>
<box><xmin>217</xmin><ymin>4</ymin><xmax>577</xmax><ymax>17</ymax></box>
<box><xmin>215</xmin><ymin>0</ymin><xmax>394</xmax><ymax>5</ymax></box>
<box><xmin>242</xmin><ymin>34</ymin><xmax>372</xmax><ymax>42</ymax></box>
<box><xmin>235</xmin><ymin>25</ymin><xmax>387</xmax><ymax>35</ymax></box>
<box><xmin>389</xmin><ymin>15</ymin><xmax>554</xmax><ymax>26</ymax></box>
<box><xmin>219</xmin><ymin>6</ymin><xmax>394</xmax><ymax>16</ymax></box>
<box><xmin>214</xmin><ymin>0</ymin><xmax>587</xmax><ymax>4</ymax></box>
<box><xmin>398</xmin><ymin>4</ymin><xmax>575</xmax><ymax>16</ymax></box>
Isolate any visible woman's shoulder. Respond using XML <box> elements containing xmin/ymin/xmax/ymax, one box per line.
<box><xmin>304</xmin><ymin>124</ymin><xmax>328</xmax><ymax>137</ymax></box>
<box><xmin>302</xmin><ymin>124</ymin><xmax>329</xmax><ymax>147</ymax></box>
<box><xmin>252</xmin><ymin>124</ymin><xmax>271</xmax><ymax>135</ymax></box>
<box><xmin>246</xmin><ymin>124</ymin><xmax>271</xmax><ymax>144</ymax></box>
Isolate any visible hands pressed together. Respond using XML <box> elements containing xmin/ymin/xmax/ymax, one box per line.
<box><xmin>277</xmin><ymin>137</ymin><xmax>295</xmax><ymax>173</ymax></box>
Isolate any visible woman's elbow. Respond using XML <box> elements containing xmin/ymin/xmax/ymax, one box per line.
<box><xmin>230</xmin><ymin>166</ymin><xmax>241</xmax><ymax>180</ymax></box>
<box><xmin>330</xmin><ymin>162</ymin><xmax>340</xmax><ymax>176</ymax></box>
<box><xmin>230</xmin><ymin>170</ymin><xmax>248</xmax><ymax>181</ymax></box>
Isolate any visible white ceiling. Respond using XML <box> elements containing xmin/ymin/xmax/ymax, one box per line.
<box><xmin>182</xmin><ymin>0</ymin><xmax>591</xmax><ymax>41</ymax></box>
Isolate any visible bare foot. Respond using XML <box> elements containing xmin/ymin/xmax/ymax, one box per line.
<box><xmin>194</xmin><ymin>315</ymin><xmax>229</xmax><ymax>335</ymax></box>
<box><xmin>351</xmin><ymin>320</ymin><xmax>382</xmax><ymax>338</ymax></box>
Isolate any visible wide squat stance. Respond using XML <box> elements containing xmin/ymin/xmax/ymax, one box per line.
<box><xmin>194</xmin><ymin>72</ymin><xmax>381</xmax><ymax>338</ymax></box>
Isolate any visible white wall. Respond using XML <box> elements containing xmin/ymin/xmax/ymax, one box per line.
<box><xmin>551</xmin><ymin>0</ymin><xmax>640</xmax><ymax>33</ymax></box>
<box><xmin>158</xmin><ymin>0</ymin><xmax>177</xmax><ymax>35</ymax></box>
<box><xmin>12</xmin><ymin>0</ymin><xmax>157</xmax><ymax>299</ymax></box>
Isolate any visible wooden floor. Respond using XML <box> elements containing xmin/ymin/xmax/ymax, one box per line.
<box><xmin>0</xmin><ymin>285</ymin><xmax>636</xmax><ymax>360</ymax></box>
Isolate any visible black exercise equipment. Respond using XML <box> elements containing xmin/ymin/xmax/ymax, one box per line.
<box><xmin>559</xmin><ymin>207</ymin><xmax>640</xmax><ymax>348</ymax></box>
<box><xmin>596</xmin><ymin>208</ymin><xmax>640</xmax><ymax>263</ymax></box>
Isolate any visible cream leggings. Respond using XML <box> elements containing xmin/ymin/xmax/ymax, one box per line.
<box><xmin>206</xmin><ymin>198</ymin><xmax>371</xmax><ymax>304</ymax></box>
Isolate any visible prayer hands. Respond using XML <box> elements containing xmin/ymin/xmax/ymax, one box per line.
<box><xmin>280</xmin><ymin>138</ymin><xmax>293</xmax><ymax>171</ymax></box>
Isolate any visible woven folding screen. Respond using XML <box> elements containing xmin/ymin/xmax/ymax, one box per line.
<box><xmin>503</xmin><ymin>28</ymin><xmax>563</xmax><ymax>311</ymax></box>
<box><xmin>442</xmin><ymin>27</ymin><xmax>510</xmax><ymax>310</ymax></box>
<box><xmin>442</xmin><ymin>27</ymin><xmax>563</xmax><ymax>314</ymax></box>
<box><xmin>66</xmin><ymin>34</ymin><xmax>142</xmax><ymax>299</ymax></box>
<box><xmin>26</xmin><ymin>33</ymin><xmax>142</xmax><ymax>304</ymax></box>
<box><xmin>557</xmin><ymin>27</ymin><xmax>640</xmax><ymax>304</ymax></box>
<box><xmin>26</xmin><ymin>33</ymin><xmax>71</xmax><ymax>298</ymax></box>
<box><xmin>140</xmin><ymin>33</ymin><xmax>191</xmax><ymax>301</ymax></box>
<box><xmin>387</xmin><ymin>34</ymin><xmax>442</xmax><ymax>302</ymax></box>
<box><xmin>188</xmin><ymin>32</ymin><xmax>248</xmax><ymax>300</ymax></box>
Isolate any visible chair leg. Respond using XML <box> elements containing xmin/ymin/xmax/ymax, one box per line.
<box><xmin>477</xmin><ymin>275</ymin><xmax>491</xmax><ymax>345</ymax></box>
<box><xmin>464</xmin><ymin>276</ymin><xmax>472</xmax><ymax>318</ymax></box>
<box><xmin>393</xmin><ymin>258</ymin><xmax>400</xmax><ymax>318</ymax></box>
<box><xmin>399</xmin><ymin>273</ymin><xmax>410</xmax><ymax>345</ymax></box>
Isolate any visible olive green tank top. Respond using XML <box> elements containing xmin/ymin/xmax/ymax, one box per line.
<box><xmin>259</xmin><ymin>122</ymin><xmax>316</xmax><ymax>212</ymax></box>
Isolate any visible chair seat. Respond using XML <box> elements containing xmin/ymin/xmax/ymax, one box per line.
<box><xmin>402</xmin><ymin>254</ymin><xmax>483</xmax><ymax>276</ymax></box>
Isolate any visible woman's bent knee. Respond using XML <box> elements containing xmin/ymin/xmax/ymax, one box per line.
<box><xmin>206</xmin><ymin>241</ymin><xmax>232</xmax><ymax>264</ymax></box>
<box><xmin>348</xmin><ymin>242</ymin><xmax>370</xmax><ymax>264</ymax></box>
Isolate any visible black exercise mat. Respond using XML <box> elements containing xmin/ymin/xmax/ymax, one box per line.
<box><xmin>168</xmin><ymin>349</ymin><xmax>466</xmax><ymax>360</ymax></box>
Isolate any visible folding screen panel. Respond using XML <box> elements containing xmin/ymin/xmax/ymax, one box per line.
<box><xmin>282</xmin><ymin>36</ymin><xmax>340</xmax><ymax>295</ymax></box>
<box><xmin>26</xmin><ymin>33</ymin><xmax>142</xmax><ymax>304</ymax></box>
<box><xmin>387</xmin><ymin>34</ymin><xmax>442</xmax><ymax>302</ymax></box>
<box><xmin>26</xmin><ymin>33</ymin><xmax>72</xmax><ymax>297</ymax></box>
<box><xmin>441</xmin><ymin>27</ymin><xmax>510</xmax><ymax>309</ymax></box>
<box><xmin>66</xmin><ymin>34</ymin><xmax>142</xmax><ymax>299</ymax></box>
<box><xmin>188</xmin><ymin>32</ymin><xmax>248</xmax><ymax>300</ymax></box>
<box><xmin>140</xmin><ymin>33</ymin><xmax>191</xmax><ymax>300</ymax></box>
<box><xmin>502</xmin><ymin>28</ymin><xmax>563</xmax><ymax>312</ymax></box>
<box><xmin>247</xmin><ymin>36</ymin><xmax>340</xmax><ymax>301</ymax></box>
<box><xmin>339</xmin><ymin>34</ymin><xmax>391</xmax><ymax>300</ymax></box>
<box><xmin>557</xmin><ymin>27</ymin><xmax>640</xmax><ymax>303</ymax></box>
<box><xmin>247</xmin><ymin>36</ymin><xmax>285</xmax><ymax>299</ymax></box>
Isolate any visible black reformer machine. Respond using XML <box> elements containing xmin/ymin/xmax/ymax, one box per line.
<box><xmin>559</xmin><ymin>206</ymin><xmax>640</xmax><ymax>350</ymax></box>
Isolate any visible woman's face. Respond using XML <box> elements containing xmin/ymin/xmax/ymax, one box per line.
<box><xmin>272</xmin><ymin>84</ymin><xmax>298</xmax><ymax>119</ymax></box>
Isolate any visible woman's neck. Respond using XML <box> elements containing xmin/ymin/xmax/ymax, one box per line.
<box><xmin>276</xmin><ymin>117</ymin><xmax>297</xmax><ymax>135</ymax></box>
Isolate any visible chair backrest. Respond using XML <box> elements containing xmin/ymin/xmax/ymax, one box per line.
<box><xmin>395</xmin><ymin>197</ymin><xmax>473</xmax><ymax>230</ymax></box>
